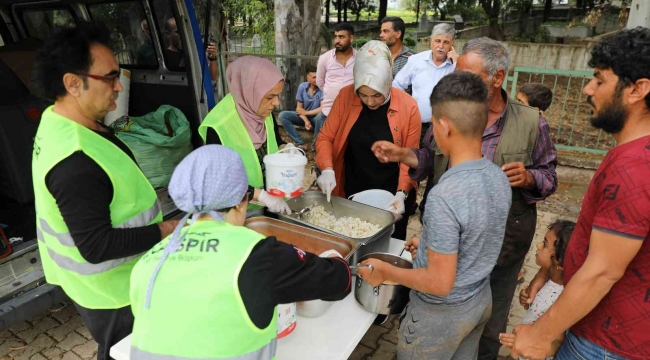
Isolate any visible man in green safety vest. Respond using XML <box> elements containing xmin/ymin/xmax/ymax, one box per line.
<box><xmin>31</xmin><ymin>22</ymin><xmax>179</xmax><ymax>360</ymax></box>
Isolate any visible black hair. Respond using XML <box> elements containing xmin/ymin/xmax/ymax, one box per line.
<box><xmin>32</xmin><ymin>22</ymin><xmax>111</xmax><ymax>101</ymax></box>
<box><xmin>306</xmin><ymin>65</ymin><xmax>317</xmax><ymax>75</ymax></box>
<box><xmin>519</xmin><ymin>83</ymin><xmax>553</xmax><ymax>111</ymax></box>
<box><xmin>430</xmin><ymin>71</ymin><xmax>488</xmax><ymax>137</ymax></box>
<box><xmin>334</xmin><ymin>22</ymin><xmax>355</xmax><ymax>36</ymax></box>
<box><xmin>588</xmin><ymin>26</ymin><xmax>650</xmax><ymax>110</ymax></box>
<box><xmin>381</xmin><ymin>16</ymin><xmax>406</xmax><ymax>41</ymax></box>
<box><xmin>547</xmin><ymin>219</ymin><xmax>575</xmax><ymax>266</ymax></box>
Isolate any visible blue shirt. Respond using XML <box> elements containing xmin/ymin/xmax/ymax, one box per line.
<box><xmin>296</xmin><ymin>82</ymin><xmax>323</xmax><ymax>112</ymax></box>
<box><xmin>392</xmin><ymin>51</ymin><xmax>455</xmax><ymax>123</ymax></box>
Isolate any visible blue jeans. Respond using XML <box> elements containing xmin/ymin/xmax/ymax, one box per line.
<box><xmin>555</xmin><ymin>331</ymin><xmax>628</xmax><ymax>360</ymax></box>
<box><xmin>279</xmin><ymin>111</ymin><xmax>322</xmax><ymax>146</ymax></box>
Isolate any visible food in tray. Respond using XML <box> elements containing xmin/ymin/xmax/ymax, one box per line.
<box><xmin>303</xmin><ymin>205</ymin><xmax>382</xmax><ymax>238</ymax></box>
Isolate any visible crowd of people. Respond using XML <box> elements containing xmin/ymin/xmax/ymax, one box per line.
<box><xmin>28</xmin><ymin>13</ymin><xmax>650</xmax><ymax>360</ymax></box>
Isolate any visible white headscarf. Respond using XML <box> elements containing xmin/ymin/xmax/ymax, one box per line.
<box><xmin>353</xmin><ymin>40</ymin><xmax>394</xmax><ymax>106</ymax></box>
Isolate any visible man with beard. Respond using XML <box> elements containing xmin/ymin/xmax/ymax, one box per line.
<box><xmin>393</xmin><ymin>23</ymin><xmax>458</xmax><ymax>143</ymax></box>
<box><xmin>379</xmin><ymin>16</ymin><xmax>414</xmax><ymax>79</ymax></box>
<box><xmin>316</xmin><ymin>22</ymin><xmax>356</xmax><ymax>127</ymax></box>
<box><xmin>372</xmin><ymin>37</ymin><xmax>558</xmax><ymax>360</ymax></box>
<box><xmin>31</xmin><ymin>23</ymin><xmax>179</xmax><ymax>359</ymax></box>
<box><xmin>509</xmin><ymin>27</ymin><xmax>650</xmax><ymax>360</ymax></box>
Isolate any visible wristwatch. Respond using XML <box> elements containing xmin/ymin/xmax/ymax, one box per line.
<box><xmin>397</xmin><ymin>189</ymin><xmax>409</xmax><ymax>199</ymax></box>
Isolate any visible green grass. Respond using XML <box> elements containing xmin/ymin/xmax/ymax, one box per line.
<box><xmin>326</xmin><ymin>9</ymin><xmax>419</xmax><ymax>24</ymax></box>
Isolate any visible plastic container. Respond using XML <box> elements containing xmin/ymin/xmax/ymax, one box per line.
<box><xmin>277</xmin><ymin>303</ymin><xmax>297</xmax><ymax>338</ymax></box>
<box><xmin>263</xmin><ymin>147</ymin><xmax>307</xmax><ymax>199</ymax></box>
<box><xmin>348</xmin><ymin>189</ymin><xmax>394</xmax><ymax>209</ymax></box>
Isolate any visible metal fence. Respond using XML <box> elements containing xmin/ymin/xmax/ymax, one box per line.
<box><xmin>219</xmin><ymin>37</ymin><xmax>612</xmax><ymax>155</ymax></box>
<box><xmin>504</xmin><ymin>67</ymin><xmax>612</xmax><ymax>155</ymax></box>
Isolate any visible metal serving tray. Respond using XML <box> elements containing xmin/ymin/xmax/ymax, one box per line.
<box><xmin>280</xmin><ymin>191</ymin><xmax>401</xmax><ymax>245</ymax></box>
<box><xmin>244</xmin><ymin>216</ymin><xmax>360</xmax><ymax>262</ymax></box>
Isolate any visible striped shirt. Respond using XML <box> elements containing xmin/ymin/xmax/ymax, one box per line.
<box><xmin>409</xmin><ymin>90</ymin><xmax>558</xmax><ymax>204</ymax></box>
<box><xmin>392</xmin><ymin>45</ymin><xmax>414</xmax><ymax>78</ymax></box>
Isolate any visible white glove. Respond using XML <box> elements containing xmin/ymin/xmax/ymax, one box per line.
<box><xmin>316</xmin><ymin>169</ymin><xmax>336</xmax><ymax>202</ymax></box>
<box><xmin>258</xmin><ymin>190</ymin><xmax>292</xmax><ymax>214</ymax></box>
<box><xmin>385</xmin><ymin>191</ymin><xmax>407</xmax><ymax>215</ymax></box>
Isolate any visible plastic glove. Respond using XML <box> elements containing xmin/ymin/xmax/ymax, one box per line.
<box><xmin>384</xmin><ymin>192</ymin><xmax>406</xmax><ymax>215</ymax></box>
<box><xmin>316</xmin><ymin>169</ymin><xmax>336</xmax><ymax>202</ymax></box>
<box><xmin>258</xmin><ymin>190</ymin><xmax>292</xmax><ymax>214</ymax></box>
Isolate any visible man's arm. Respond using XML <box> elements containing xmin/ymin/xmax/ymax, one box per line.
<box><xmin>305</xmin><ymin>106</ymin><xmax>322</xmax><ymax>117</ymax></box>
<box><xmin>512</xmin><ymin>229</ymin><xmax>643</xmax><ymax>358</ymax></box>
<box><xmin>364</xmin><ymin>248</ymin><xmax>457</xmax><ymax>296</ymax></box>
<box><xmin>523</xmin><ymin>116</ymin><xmax>558</xmax><ymax>202</ymax></box>
<box><xmin>46</xmin><ymin>153</ymin><xmax>167</xmax><ymax>264</ymax></box>
<box><xmin>316</xmin><ymin>55</ymin><xmax>327</xmax><ymax>90</ymax></box>
<box><xmin>359</xmin><ymin>194</ymin><xmax>458</xmax><ymax>296</ymax></box>
<box><xmin>392</xmin><ymin>56</ymin><xmax>414</xmax><ymax>91</ymax></box>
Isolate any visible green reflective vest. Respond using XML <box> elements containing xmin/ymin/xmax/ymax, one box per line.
<box><xmin>198</xmin><ymin>94</ymin><xmax>279</xmax><ymax>189</ymax></box>
<box><xmin>130</xmin><ymin>220</ymin><xmax>277</xmax><ymax>360</ymax></box>
<box><xmin>32</xmin><ymin>106</ymin><xmax>162</xmax><ymax>310</ymax></box>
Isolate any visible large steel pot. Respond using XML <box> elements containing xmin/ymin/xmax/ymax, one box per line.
<box><xmin>354</xmin><ymin>252</ymin><xmax>412</xmax><ymax>315</ymax></box>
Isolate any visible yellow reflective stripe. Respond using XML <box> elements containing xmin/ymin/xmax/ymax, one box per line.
<box><xmin>38</xmin><ymin>200</ymin><xmax>161</xmax><ymax>247</ymax></box>
<box><xmin>130</xmin><ymin>339</ymin><xmax>277</xmax><ymax>360</ymax></box>
<box><xmin>115</xmin><ymin>201</ymin><xmax>162</xmax><ymax>229</ymax></box>
<box><xmin>38</xmin><ymin>236</ymin><xmax>142</xmax><ymax>275</ymax></box>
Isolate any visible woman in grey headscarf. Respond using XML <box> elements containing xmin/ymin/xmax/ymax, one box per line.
<box><xmin>128</xmin><ymin>145</ymin><xmax>351</xmax><ymax>359</ymax></box>
<box><xmin>315</xmin><ymin>40</ymin><xmax>422</xmax><ymax>241</ymax></box>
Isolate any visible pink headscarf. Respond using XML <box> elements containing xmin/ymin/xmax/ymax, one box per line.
<box><xmin>226</xmin><ymin>56</ymin><xmax>284</xmax><ymax>149</ymax></box>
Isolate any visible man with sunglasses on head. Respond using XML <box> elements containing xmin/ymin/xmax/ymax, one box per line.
<box><xmin>31</xmin><ymin>22</ymin><xmax>179</xmax><ymax>360</ymax></box>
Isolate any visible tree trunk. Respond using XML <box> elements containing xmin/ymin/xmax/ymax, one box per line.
<box><xmin>325</xmin><ymin>0</ymin><xmax>330</xmax><ymax>27</ymax></box>
<box><xmin>519</xmin><ymin>1</ymin><xmax>531</xmax><ymax>37</ymax></box>
<box><xmin>344</xmin><ymin>0</ymin><xmax>348</xmax><ymax>22</ymax></box>
<box><xmin>543</xmin><ymin>0</ymin><xmax>552</xmax><ymax>22</ymax></box>
<box><xmin>480</xmin><ymin>0</ymin><xmax>502</xmax><ymax>39</ymax></box>
<box><xmin>416</xmin><ymin>0</ymin><xmax>421</xmax><ymax>24</ymax></box>
<box><xmin>378</xmin><ymin>0</ymin><xmax>387</xmax><ymax>24</ymax></box>
<box><xmin>338</xmin><ymin>0</ymin><xmax>342</xmax><ymax>23</ymax></box>
<box><xmin>275</xmin><ymin>0</ymin><xmax>321</xmax><ymax>111</ymax></box>
<box><xmin>303</xmin><ymin>0</ymin><xmax>322</xmax><ymax>56</ymax></box>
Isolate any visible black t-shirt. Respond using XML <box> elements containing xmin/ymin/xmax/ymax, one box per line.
<box><xmin>45</xmin><ymin>125</ymin><xmax>162</xmax><ymax>264</ymax></box>
<box><xmin>344</xmin><ymin>101</ymin><xmax>399</xmax><ymax>196</ymax></box>
<box><xmin>164</xmin><ymin>48</ymin><xmax>184</xmax><ymax>70</ymax></box>
<box><xmin>238</xmin><ymin>236</ymin><xmax>351</xmax><ymax>328</ymax></box>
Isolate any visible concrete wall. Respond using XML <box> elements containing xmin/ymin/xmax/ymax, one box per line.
<box><xmin>627</xmin><ymin>0</ymin><xmax>650</xmax><ymax>28</ymax></box>
<box><xmin>417</xmin><ymin>38</ymin><xmax>594</xmax><ymax>71</ymax></box>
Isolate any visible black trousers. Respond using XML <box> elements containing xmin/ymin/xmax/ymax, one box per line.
<box><xmin>73</xmin><ymin>301</ymin><xmax>134</xmax><ymax>360</ymax></box>
<box><xmin>420</xmin><ymin>122</ymin><xmax>432</xmax><ymax>145</ymax></box>
<box><xmin>391</xmin><ymin>188</ymin><xmax>417</xmax><ymax>240</ymax></box>
<box><xmin>477</xmin><ymin>256</ymin><xmax>527</xmax><ymax>360</ymax></box>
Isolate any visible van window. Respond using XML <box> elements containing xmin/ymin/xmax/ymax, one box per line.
<box><xmin>151</xmin><ymin>0</ymin><xmax>185</xmax><ymax>72</ymax></box>
<box><xmin>22</xmin><ymin>9</ymin><xmax>75</xmax><ymax>40</ymax></box>
<box><xmin>88</xmin><ymin>1</ymin><xmax>157</xmax><ymax>67</ymax></box>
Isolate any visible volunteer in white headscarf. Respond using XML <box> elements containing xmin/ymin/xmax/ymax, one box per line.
<box><xmin>315</xmin><ymin>40</ymin><xmax>422</xmax><ymax>241</ymax></box>
<box><xmin>128</xmin><ymin>145</ymin><xmax>351</xmax><ymax>360</ymax></box>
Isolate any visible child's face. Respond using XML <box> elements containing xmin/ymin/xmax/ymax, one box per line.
<box><xmin>516</xmin><ymin>92</ymin><xmax>530</xmax><ymax>106</ymax></box>
<box><xmin>535</xmin><ymin>228</ymin><xmax>557</xmax><ymax>269</ymax></box>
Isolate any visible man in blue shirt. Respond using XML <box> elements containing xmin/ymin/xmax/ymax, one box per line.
<box><xmin>393</xmin><ymin>23</ymin><xmax>458</xmax><ymax>143</ymax></box>
<box><xmin>279</xmin><ymin>65</ymin><xmax>323</xmax><ymax>151</ymax></box>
